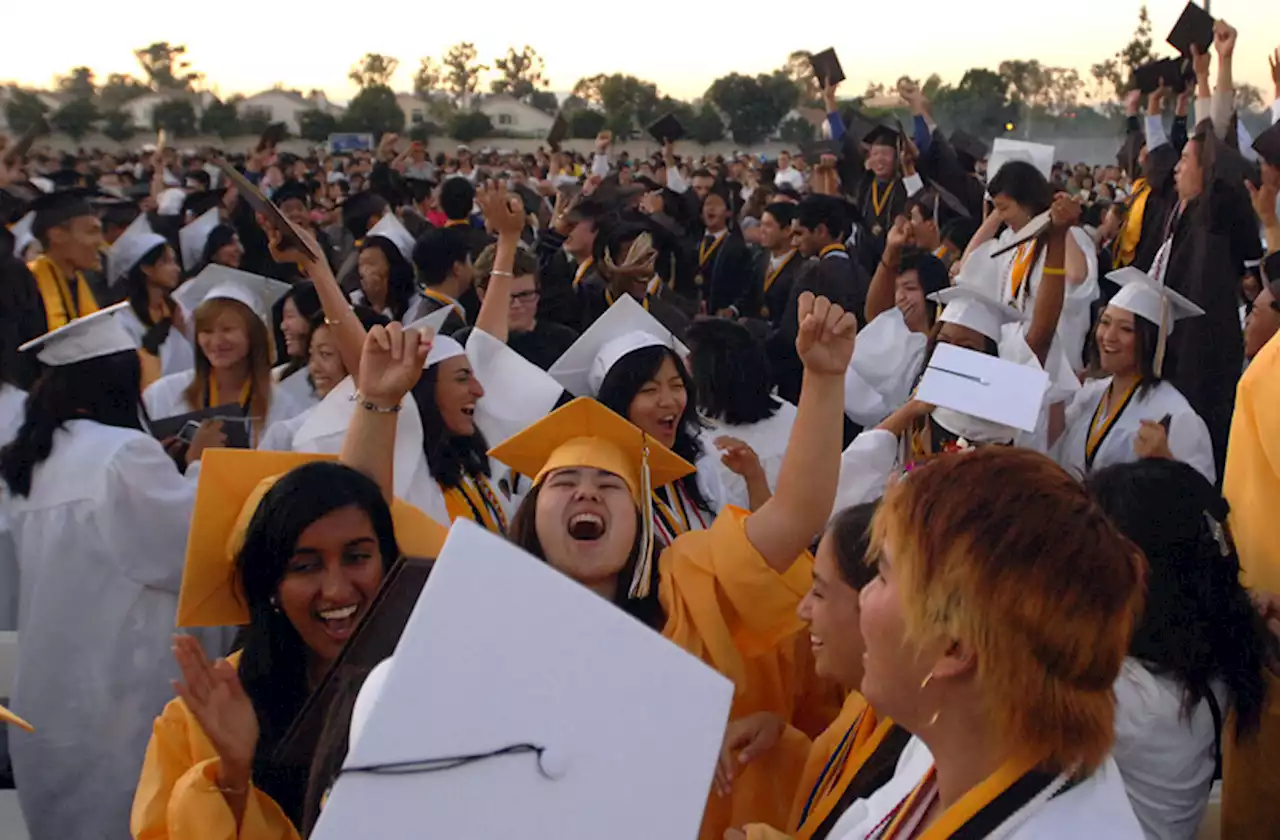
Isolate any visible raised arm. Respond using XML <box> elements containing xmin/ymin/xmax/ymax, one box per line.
<box><xmin>1024</xmin><ymin>194</ymin><xmax>1080</xmax><ymax>365</ymax></box>
<box><xmin>866</xmin><ymin>218</ymin><xmax>912</xmax><ymax>323</ymax></box>
<box><xmin>473</xmin><ymin>183</ymin><xmax>528</xmax><ymax>343</ymax></box>
<box><xmin>744</xmin><ymin>294</ymin><xmax>856</xmax><ymax>573</ymax></box>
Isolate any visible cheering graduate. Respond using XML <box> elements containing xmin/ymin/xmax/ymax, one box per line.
<box><xmin>271</xmin><ymin>282</ymin><xmax>323</xmax><ymax>409</ymax></box>
<box><xmin>748</xmin><ymin>202</ymin><xmax>807</xmax><ymax>327</ymax></box>
<box><xmin>349</xmin><ymin>213</ymin><xmax>420</xmax><ymax>322</ymax></box>
<box><xmin>26</xmin><ymin>190</ymin><xmax>104</xmax><ymax>328</ymax></box>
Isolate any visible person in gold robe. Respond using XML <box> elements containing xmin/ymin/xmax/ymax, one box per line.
<box><xmin>26</xmin><ymin>190</ymin><xmax>104</xmax><ymax>329</ymax></box>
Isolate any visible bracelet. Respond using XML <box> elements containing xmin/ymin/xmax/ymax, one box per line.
<box><xmin>216</xmin><ymin>780</ymin><xmax>248</xmax><ymax>795</ymax></box>
<box><xmin>490</xmin><ymin>270</ymin><xmax>514</xmax><ymax>279</ymax></box>
<box><xmin>354</xmin><ymin>393</ymin><xmax>401</xmax><ymax>413</ymax></box>
<box><xmin>1042</xmin><ymin>267</ymin><xmax>1066</xmax><ymax>276</ymax></box>
<box><xmin>324</xmin><ymin>317</ymin><xmax>343</xmax><ymax>326</ymax></box>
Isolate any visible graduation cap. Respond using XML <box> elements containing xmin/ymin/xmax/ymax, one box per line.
<box><xmin>988</xmin><ymin>209</ymin><xmax>1052</xmax><ymax>257</ymax></box>
<box><xmin>171</xmin><ymin>263</ymin><xmax>291</xmax><ymax>322</ymax></box>
<box><xmin>647</xmin><ymin>112</ymin><xmax>686</xmax><ymax>145</ymax></box>
<box><xmin>105</xmin><ymin>213</ymin><xmax>166</xmax><ymax>286</ymax></box>
<box><xmin>1253</xmin><ymin>121</ymin><xmax>1280</xmax><ymax>168</ymax></box>
<box><xmin>1133</xmin><ymin>58</ymin><xmax>1190</xmax><ymax>95</ymax></box>
<box><xmin>218</xmin><ymin>162</ymin><xmax>320</xmax><ymax>261</ymax></box>
<box><xmin>547</xmin><ymin>295</ymin><xmax>689</xmax><ymax>397</ymax></box>
<box><xmin>987</xmin><ymin>138</ymin><xmax>1055</xmax><ymax>182</ymax></box>
<box><xmin>0</xmin><ymin>702</ymin><xmax>33</xmax><ymax>733</ymax></box>
<box><xmin>1107</xmin><ymin>260</ymin><xmax>1204</xmax><ymax>374</ymax></box>
<box><xmin>1167</xmin><ymin>1</ymin><xmax>1215</xmax><ymax>57</ymax></box>
<box><xmin>950</xmin><ymin>130</ymin><xmax>989</xmax><ymax>164</ymax></box>
<box><xmin>547</xmin><ymin>113</ymin><xmax>569</xmax><ymax>150</ymax></box>
<box><xmin>863</xmin><ymin>123</ymin><xmax>901</xmax><ymax>149</ymax></box>
<box><xmin>18</xmin><ymin>302</ymin><xmax>136</xmax><ymax>366</ymax></box>
<box><xmin>366</xmin><ymin>212</ymin><xmax>416</xmax><ymax>262</ymax></box>
<box><xmin>808</xmin><ymin>48</ymin><xmax>846</xmax><ymax>87</ymax></box>
<box><xmin>916</xmin><ymin>343</ymin><xmax>1049</xmax><ymax>435</ymax></box>
<box><xmin>30</xmin><ymin>188</ymin><xmax>96</xmax><ymax>240</ymax></box>
<box><xmin>9</xmin><ymin>212</ymin><xmax>34</xmax><ymax>259</ymax></box>
<box><xmin>273</xmin><ymin>555</ymin><xmax>438</xmax><ymax>768</ymax></box>
<box><xmin>930</xmin><ymin>284</ymin><xmax>1025</xmax><ymax>344</ymax></box>
<box><xmin>178</xmin><ymin>207</ymin><xmax>220</xmax><ymax>270</ymax></box>
<box><xmin>308</xmin><ymin>518</ymin><xmax>732</xmax><ymax>840</ymax></box>
<box><xmin>404</xmin><ymin>308</ymin><xmax>466</xmax><ymax>368</ymax></box>
<box><xmin>148</xmin><ymin>402</ymin><xmax>253</xmax><ymax>450</ymax></box>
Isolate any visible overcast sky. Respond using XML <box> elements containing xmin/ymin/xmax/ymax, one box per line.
<box><xmin>5</xmin><ymin>0</ymin><xmax>1277</xmax><ymax>104</ymax></box>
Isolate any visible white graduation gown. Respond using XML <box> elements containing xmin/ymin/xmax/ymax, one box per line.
<box><xmin>6</xmin><ymin>420</ymin><xmax>231</xmax><ymax>840</ymax></box>
<box><xmin>0</xmin><ymin>383</ymin><xmax>27</xmax><ymax>631</ymax></box>
<box><xmin>825</xmin><ymin>735</ymin><xmax>1143</xmax><ymax>839</ymax></box>
<box><xmin>1053</xmin><ymin>377</ymin><xmax>1216</xmax><ymax>484</ymax></box>
<box><xmin>844</xmin><ymin>308</ymin><xmax>927</xmax><ymax>427</ymax></box>
<box><xmin>272</xmin><ymin>362</ymin><xmax>319</xmax><ymax>413</ymax></box>
<box><xmin>258</xmin><ymin>404</ymin><xmax>316</xmax><ymax>452</ymax></box>
<box><xmin>113</xmin><ymin>306</ymin><xmax>195</xmax><ymax>378</ymax></box>
<box><xmin>698</xmin><ymin>400</ymin><xmax>798</xmax><ymax>511</ymax></box>
<box><xmin>1112</xmin><ymin>658</ymin><xmax>1225</xmax><ymax>840</ymax></box>
<box><xmin>142</xmin><ymin>370</ymin><xmax>310</xmax><ymax>449</ymax></box>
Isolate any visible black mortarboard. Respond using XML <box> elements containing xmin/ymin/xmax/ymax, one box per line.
<box><xmin>647</xmin><ymin>112</ymin><xmax>686</xmax><ymax>144</ymax></box>
<box><xmin>799</xmin><ymin>138</ymin><xmax>841</xmax><ymax>160</ymax></box>
<box><xmin>47</xmin><ymin>169</ymin><xmax>87</xmax><ymax>190</ymax></box>
<box><xmin>808</xmin><ymin>48</ymin><xmax>846</xmax><ymax>87</ymax></box>
<box><xmin>273</xmin><ymin>556</ymin><xmax>435</xmax><ymax>767</ymax></box>
<box><xmin>863</xmin><ymin>123</ymin><xmax>901</xmax><ymax>149</ymax></box>
<box><xmin>1133</xmin><ymin>58</ymin><xmax>1189</xmax><ymax>94</ymax></box>
<box><xmin>1253</xmin><ymin>121</ymin><xmax>1280</xmax><ymax>168</ymax></box>
<box><xmin>950</xmin><ymin>130</ymin><xmax>989</xmax><ymax>163</ymax></box>
<box><xmin>272</xmin><ymin>180</ymin><xmax>312</xmax><ymax>207</ymax></box>
<box><xmin>148</xmin><ymin>403</ymin><xmax>251</xmax><ymax>449</ymax></box>
<box><xmin>30</xmin><ymin>189</ymin><xmax>97</xmax><ymax>239</ymax></box>
<box><xmin>218</xmin><ymin>163</ymin><xmax>320</xmax><ymax>261</ymax></box>
<box><xmin>182</xmin><ymin>188</ymin><xmax>226</xmax><ymax>219</ymax></box>
<box><xmin>547</xmin><ymin>113</ymin><xmax>569</xmax><ymax>149</ymax></box>
<box><xmin>1167</xmin><ymin>1</ymin><xmax>1215</xmax><ymax>57</ymax></box>
<box><xmin>340</xmin><ymin>189</ymin><xmax>390</xmax><ymax>229</ymax></box>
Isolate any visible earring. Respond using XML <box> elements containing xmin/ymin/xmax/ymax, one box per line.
<box><xmin>920</xmin><ymin>672</ymin><xmax>934</xmax><ymax>691</ymax></box>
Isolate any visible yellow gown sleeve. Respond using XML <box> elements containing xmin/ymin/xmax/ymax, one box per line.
<box><xmin>131</xmin><ymin>698</ymin><xmax>300</xmax><ymax>840</ymax></box>
<box><xmin>1224</xmin><ymin>336</ymin><xmax>1280</xmax><ymax>592</ymax></box>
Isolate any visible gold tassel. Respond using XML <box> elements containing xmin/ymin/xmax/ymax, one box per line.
<box><xmin>1154</xmin><ymin>295</ymin><xmax>1169</xmax><ymax>378</ymax></box>
<box><xmin>630</xmin><ymin>439</ymin><xmax>655</xmax><ymax>600</ymax></box>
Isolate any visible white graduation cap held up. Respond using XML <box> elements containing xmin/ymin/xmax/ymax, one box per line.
<box><xmin>19</xmin><ymin>302</ymin><xmax>136</xmax><ymax>366</ymax></box>
<box><xmin>547</xmin><ymin>295</ymin><xmax>689</xmax><ymax>397</ymax></box>
<box><xmin>179</xmin><ymin>207</ymin><xmax>220</xmax><ymax>270</ymax></box>
<box><xmin>170</xmin><ymin>264</ymin><xmax>291</xmax><ymax>323</ymax></box>
<box><xmin>106</xmin><ymin>213</ymin><xmax>166</xmax><ymax>286</ymax></box>
<box><xmin>366</xmin><ymin>212</ymin><xmax>416</xmax><ymax>262</ymax></box>
<box><xmin>1106</xmin><ymin>259</ymin><xmax>1204</xmax><ymax>376</ymax></box>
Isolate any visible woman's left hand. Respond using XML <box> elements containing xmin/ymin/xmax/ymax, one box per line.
<box><xmin>1049</xmin><ymin>192</ymin><xmax>1082</xmax><ymax>231</ymax></box>
<box><xmin>358</xmin><ymin>323</ymin><xmax>432</xmax><ymax>408</ymax></box>
<box><xmin>1134</xmin><ymin>419</ymin><xmax>1174</xmax><ymax>460</ymax></box>
<box><xmin>716</xmin><ymin>436</ymin><xmax>764</xmax><ymax>480</ymax></box>
<box><xmin>795</xmin><ymin>292</ymin><xmax>857</xmax><ymax>376</ymax></box>
<box><xmin>476</xmin><ymin>182</ymin><xmax>525</xmax><ymax>239</ymax></box>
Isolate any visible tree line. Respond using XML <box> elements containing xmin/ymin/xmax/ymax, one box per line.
<box><xmin>5</xmin><ymin>6</ymin><xmax>1271</xmax><ymax>148</ymax></box>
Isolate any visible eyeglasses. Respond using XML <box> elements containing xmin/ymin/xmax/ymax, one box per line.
<box><xmin>509</xmin><ymin>289</ymin><xmax>540</xmax><ymax>305</ymax></box>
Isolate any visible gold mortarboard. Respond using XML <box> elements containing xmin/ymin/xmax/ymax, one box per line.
<box><xmin>0</xmin><ymin>702</ymin><xmax>34</xmax><ymax>732</ymax></box>
<box><xmin>487</xmin><ymin>397</ymin><xmax>694</xmax><ymax>599</ymax></box>
<box><xmin>179</xmin><ymin>449</ymin><xmax>448</xmax><ymax>627</ymax></box>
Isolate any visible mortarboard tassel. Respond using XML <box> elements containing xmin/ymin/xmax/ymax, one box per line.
<box><xmin>630</xmin><ymin>440</ymin><xmax>655</xmax><ymax>600</ymax></box>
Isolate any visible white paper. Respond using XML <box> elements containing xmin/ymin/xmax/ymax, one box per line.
<box><xmin>312</xmin><ymin>520</ymin><xmax>734</xmax><ymax>840</ymax></box>
<box><xmin>917</xmin><ymin>343</ymin><xmax>1048</xmax><ymax>433</ymax></box>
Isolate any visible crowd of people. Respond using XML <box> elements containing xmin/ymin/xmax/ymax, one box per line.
<box><xmin>0</xmin><ymin>13</ymin><xmax>1278</xmax><ymax>840</ymax></box>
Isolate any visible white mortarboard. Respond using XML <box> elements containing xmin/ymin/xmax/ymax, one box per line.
<box><xmin>10</xmin><ymin>212</ymin><xmax>34</xmax><ymax>259</ymax></box>
<box><xmin>987</xmin><ymin>138</ymin><xmax>1055</xmax><ymax>181</ymax></box>
<box><xmin>106</xmin><ymin>214</ymin><xmax>166</xmax><ymax>286</ymax></box>
<box><xmin>179</xmin><ymin>207</ymin><xmax>220</xmax><ymax>270</ymax></box>
<box><xmin>366</xmin><ymin>212</ymin><xmax>416</xmax><ymax>262</ymax></box>
<box><xmin>18</xmin><ymin>302</ymin><xmax>136</xmax><ymax>366</ymax></box>
<box><xmin>931</xmin><ymin>285</ymin><xmax>1025</xmax><ymax>343</ymax></box>
<box><xmin>1106</xmin><ymin>263</ymin><xmax>1204</xmax><ymax>376</ymax></box>
<box><xmin>311</xmin><ymin>520</ymin><xmax>733</xmax><ymax>840</ymax></box>
<box><xmin>29</xmin><ymin>176</ymin><xmax>53</xmax><ymax>194</ymax></box>
<box><xmin>157</xmin><ymin>187</ymin><xmax>187</xmax><ymax>216</ymax></box>
<box><xmin>548</xmin><ymin>295</ymin><xmax>689</xmax><ymax>397</ymax></box>
<box><xmin>171</xmin><ymin>264</ymin><xmax>290</xmax><ymax>322</ymax></box>
<box><xmin>405</xmin><ymin>308</ymin><xmax>466</xmax><ymax>368</ymax></box>
<box><xmin>917</xmin><ymin>342</ymin><xmax>1049</xmax><ymax>434</ymax></box>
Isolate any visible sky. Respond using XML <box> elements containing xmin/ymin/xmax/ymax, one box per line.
<box><xmin>4</xmin><ymin>0</ymin><xmax>1278</xmax><ymax>105</ymax></box>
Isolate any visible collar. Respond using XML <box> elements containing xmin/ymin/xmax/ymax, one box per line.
<box><xmin>705</xmin><ymin>228</ymin><xmax>728</xmax><ymax>243</ymax></box>
<box><xmin>769</xmin><ymin>248</ymin><xmax>797</xmax><ymax>268</ymax></box>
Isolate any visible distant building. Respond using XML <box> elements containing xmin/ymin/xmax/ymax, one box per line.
<box><xmin>236</xmin><ymin>88</ymin><xmax>343</xmax><ymax>135</ymax></box>
<box><xmin>396</xmin><ymin>93</ymin><xmax>431</xmax><ymax>129</ymax></box>
<box><xmin>476</xmin><ymin>94</ymin><xmax>555</xmax><ymax>138</ymax></box>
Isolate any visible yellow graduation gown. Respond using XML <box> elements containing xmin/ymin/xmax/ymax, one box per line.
<box><xmin>130</xmin><ymin>653</ymin><xmax>300</xmax><ymax>840</ymax></box>
<box><xmin>658</xmin><ymin>505</ymin><xmax>820</xmax><ymax>840</ymax></box>
<box><xmin>28</xmin><ymin>254</ymin><xmax>100</xmax><ymax>330</ymax></box>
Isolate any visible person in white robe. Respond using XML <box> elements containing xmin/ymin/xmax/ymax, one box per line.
<box><xmin>142</xmin><ymin>265</ymin><xmax>309</xmax><ymax>449</ymax></box>
<box><xmin>0</xmin><ymin>308</ymin><xmax>229</xmax><ymax>840</ymax></box>
<box><xmin>268</xmin><ymin>283</ymin><xmax>324</xmax><ymax>414</ymax></box>
<box><xmin>346</xmin><ymin>214</ymin><xmax>422</xmax><ymax>323</ymax></box>
<box><xmin>1052</xmin><ymin>262</ymin><xmax>1215</xmax><ymax>484</ymax></box>
<box><xmin>106</xmin><ymin>214</ymin><xmax>194</xmax><ymax>382</ymax></box>
<box><xmin>0</xmin><ymin>379</ymin><xmax>26</xmax><ymax>630</ymax></box>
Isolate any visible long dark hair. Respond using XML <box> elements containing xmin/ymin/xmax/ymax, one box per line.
<box><xmin>124</xmin><ymin>242</ymin><xmax>177</xmax><ymax>355</ymax></box>
<box><xmin>274</xmin><ymin>282</ymin><xmax>323</xmax><ymax>378</ymax></box>
<box><xmin>235</xmin><ymin>462</ymin><xmax>399</xmax><ymax>827</ymax></box>
<box><xmin>0</xmin><ymin>351</ymin><xmax>142</xmax><ymax>497</ymax></box>
<box><xmin>1087</xmin><ymin>459</ymin><xmax>1267</xmax><ymax>739</ymax></box>
<box><xmin>826</xmin><ymin>502</ymin><xmax>879</xmax><ymax>591</ymax></box>
<box><xmin>508</xmin><ymin>482</ymin><xmax>662</xmax><ymax>629</ymax></box>
<box><xmin>197</xmin><ymin>224</ymin><xmax>238</xmax><ymax>273</ymax></box>
<box><xmin>360</xmin><ymin>237</ymin><xmax>417</xmax><ymax>322</ymax></box>
<box><xmin>409</xmin><ymin>363</ymin><xmax>490</xmax><ymax>489</ymax></box>
<box><xmin>596</xmin><ymin>345</ymin><xmax>711</xmax><ymax>514</ymax></box>
<box><xmin>687</xmin><ymin>318</ymin><xmax>780</xmax><ymax>426</ymax></box>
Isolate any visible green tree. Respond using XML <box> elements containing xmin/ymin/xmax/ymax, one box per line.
<box><xmin>490</xmin><ymin>46</ymin><xmax>548</xmax><ymax>100</ymax></box>
<box><xmin>784</xmin><ymin>51</ymin><xmax>821</xmax><ymax>106</ymax></box>
<box><xmin>413</xmin><ymin>57</ymin><xmax>442</xmax><ymax>100</ymax></box>
<box><xmin>3</xmin><ymin>88</ymin><xmax>50</xmax><ymax>135</ymax></box>
<box><xmin>571</xmin><ymin>74</ymin><xmax>660</xmax><ymax>138</ymax></box>
<box><xmin>930</xmin><ymin>68</ymin><xmax>1017</xmax><ymax>139</ymax></box>
<box><xmin>134</xmin><ymin>42</ymin><xmax>201</xmax><ymax>91</ymax></box>
<box><xmin>341</xmin><ymin>85</ymin><xmax>405</xmax><ymax>139</ymax></box>
<box><xmin>568</xmin><ymin>108</ymin><xmax>607</xmax><ymax>139</ymax></box>
<box><xmin>349</xmin><ymin>53</ymin><xmax>399</xmax><ymax>90</ymax></box>
<box><xmin>57</xmin><ymin>67</ymin><xmax>96</xmax><ymax>101</ymax></box>
<box><xmin>1236</xmin><ymin>84</ymin><xmax>1265</xmax><ymax>114</ymax></box>
<box><xmin>299</xmin><ymin>109</ymin><xmax>340</xmax><ymax>143</ymax></box>
<box><xmin>779</xmin><ymin>115</ymin><xmax>816</xmax><ymax>144</ymax></box>
<box><xmin>528</xmin><ymin>90</ymin><xmax>559</xmax><ymax>115</ymax></box>
<box><xmin>688</xmin><ymin>103</ymin><xmax>725</xmax><ymax>145</ymax></box>
<box><xmin>240</xmin><ymin>107</ymin><xmax>274</xmax><ymax>137</ymax></box>
<box><xmin>100</xmin><ymin>73</ymin><xmax>150</xmax><ymax>110</ymax></box>
<box><xmin>443</xmin><ymin>42</ymin><xmax>487</xmax><ymax>106</ymax></box>
<box><xmin>101</xmin><ymin>109</ymin><xmax>136</xmax><ymax>142</ymax></box>
<box><xmin>705</xmin><ymin>71</ymin><xmax>799</xmax><ymax>145</ymax></box>
<box><xmin>449</xmin><ymin>111</ymin><xmax>493</xmax><ymax>143</ymax></box>
<box><xmin>51</xmin><ymin>98</ymin><xmax>99</xmax><ymax>141</ymax></box>
<box><xmin>199</xmin><ymin>98</ymin><xmax>242</xmax><ymax>138</ymax></box>
<box><xmin>151</xmin><ymin>98</ymin><xmax>198</xmax><ymax>137</ymax></box>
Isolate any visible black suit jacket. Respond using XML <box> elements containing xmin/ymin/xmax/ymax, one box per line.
<box><xmin>695</xmin><ymin>230</ymin><xmax>755</xmax><ymax>315</ymax></box>
<box><xmin>745</xmin><ymin>249</ymin><xmax>807</xmax><ymax>328</ymax></box>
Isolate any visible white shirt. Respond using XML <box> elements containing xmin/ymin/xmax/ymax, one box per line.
<box><xmin>142</xmin><ymin>370</ymin><xmax>310</xmax><ymax>449</ymax></box>
<box><xmin>258</xmin><ymin>404</ymin><xmax>317</xmax><ymax>452</ymax></box>
<box><xmin>7</xmin><ymin>420</ymin><xmax>232</xmax><ymax>839</ymax></box>
<box><xmin>698</xmin><ymin>400</ymin><xmax>798</xmax><ymax>511</ymax></box>
<box><xmin>844</xmin><ymin>308</ymin><xmax>927</xmax><ymax>427</ymax></box>
<box><xmin>1053</xmin><ymin>377</ymin><xmax>1215</xmax><ymax>484</ymax></box>
<box><xmin>1113</xmin><ymin>659</ymin><xmax>1225</xmax><ymax>840</ymax></box>
<box><xmin>774</xmin><ymin>166</ymin><xmax>805</xmax><ymax>191</ymax></box>
<box><xmin>114</xmin><ymin>306</ymin><xmax>195</xmax><ymax>379</ymax></box>
<box><xmin>273</xmin><ymin>363</ymin><xmax>319</xmax><ymax>413</ymax></box>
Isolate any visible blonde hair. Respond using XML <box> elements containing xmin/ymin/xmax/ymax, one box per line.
<box><xmin>871</xmin><ymin>447</ymin><xmax>1146</xmax><ymax>775</ymax></box>
<box><xmin>183</xmin><ymin>297</ymin><xmax>274</xmax><ymax>433</ymax></box>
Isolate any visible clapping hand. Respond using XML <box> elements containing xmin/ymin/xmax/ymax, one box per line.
<box><xmin>171</xmin><ymin>635</ymin><xmax>258</xmax><ymax>787</ymax></box>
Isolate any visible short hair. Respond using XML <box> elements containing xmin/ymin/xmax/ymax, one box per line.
<box><xmin>898</xmin><ymin>248</ymin><xmax>950</xmax><ymax>323</ymax></box>
<box><xmin>871</xmin><ymin>447</ymin><xmax>1146</xmax><ymax>775</ymax></box>
<box><xmin>474</xmin><ymin>244</ymin><xmax>538</xmax><ymax>289</ymax></box>
<box><xmin>412</xmin><ymin>227</ymin><xmax>472</xmax><ymax>288</ymax></box>
<box><xmin>941</xmin><ymin>217</ymin><xmax>980</xmax><ymax>251</ymax></box>
<box><xmin>794</xmin><ymin>195</ymin><xmax>848</xmax><ymax>241</ymax></box>
<box><xmin>762</xmin><ymin>202</ymin><xmax>796</xmax><ymax>228</ymax></box>
<box><xmin>439</xmin><ymin>178</ymin><xmax>476</xmax><ymax>221</ymax></box>
<box><xmin>987</xmin><ymin>160</ymin><xmax>1053</xmax><ymax>216</ymax></box>
<box><xmin>686</xmin><ymin>317</ymin><xmax>779</xmax><ymax>425</ymax></box>
<box><xmin>691</xmin><ymin>168</ymin><xmax>715</xmax><ymax>181</ymax></box>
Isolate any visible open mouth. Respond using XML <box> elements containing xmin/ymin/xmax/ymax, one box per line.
<box><xmin>656</xmin><ymin>415</ymin><xmax>677</xmax><ymax>437</ymax></box>
<box><xmin>315</xmin><ymin>603</ymin><xmax>361</xmax><ymax>642</ymax></box>
<box><xmin>568</xmin><ymin>512</ymin><xmax>606</xmax><ymax>541</ymax></box>
<box><xmin>810</xmin><ymin>633</ymin><xmax>824</xmax><ymax>652</ymax></box>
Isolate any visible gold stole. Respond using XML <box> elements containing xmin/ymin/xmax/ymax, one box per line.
<box><xmin>882</xmin><ymin>752</ymin><xmax>1047</xmax><ymax>838</ymax></box>
<box><xmin>699</xmin><ymin>232</ymin><xmax>727</xmax><ymax>268</ymax></box>
<box><xmin>1085</xmin><ymin>380</ymin><xmax>1140</xmax><ymax>468</ymax></box>
<box><xmin>205</xmin><ymin>378</ymin><xmax>252</xmax><ymax>408</ymax></box>
<box><xmin>441</xmin><ymin>475</ymin><xmax>507</xmax><ymax>534</ymax></box>
<box><xmin>604</xmin><ymin>287</ymin><xmax>650</xmax><ymax>310</ymax></box>
<box><xmin>29</xmin><ymin>255</ymin><xmax>100</xmax><ymax>329</ymax></box>
<box><xmin>819</xmin><ymin>243</ymin><xmax>847</xmax><ymax>258</ymax></box>
<box><xmin>1008</xmin><ymin>241</ymin><xmax>1037</xmax><ymax>302</ymax></box>
<box><xmin>764</xmin><ymin>251</ymin><xmax>797</xmax><ymax>295</ymax></box>
<box><xmin>572</xmin><ymin>257</ymin><xmax>595</xmax><ymax>288</ymax></box>
<box><xmin>1115</xmin><ymin>178</ymin><xmax>1150</xmax><ymax>268</ymax></box>
<box><xmin>421</xmin><ymin>288</ymin><xmax>467</xmax><ymax>322</ymax></box>
<box><xmin>793</xmin><ymin>702</ymin><xmax>880</xmax><ymax>838</ymax></box>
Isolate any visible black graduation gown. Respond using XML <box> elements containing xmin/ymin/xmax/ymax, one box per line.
<box><xmin>917</xmin><ymin>129</ymin><xmax>985</xmax><ymax>219</ymax></box>
<box><xmin>407</xmin><ymin>292</ymin><xmax>468</xmax><ymax>336</ymax></box>
<box><xmin>695</xmin><ymin>229</ymin><xmax>755</xmax><ymax>315</ymax></box>
<box><xmin>0</xmin><ymin>237</ymin><xmax>48</xmax><ymax>389</ymax></box>
<box><xmin>744</xmin><ymin>249</ymin><xmax>807</xmax><ymax>328</ymax></box>
<box><xmin>577</xmin><ymin>277</ymin><xmax>690</xmax><ymax>341</ymax></box>
<box><xmin>452</xmin><ymin>320</ymin><xmax>579</xmax><ymax>371</ymax></box>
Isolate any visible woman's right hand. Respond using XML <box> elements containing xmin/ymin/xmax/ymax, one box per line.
<box><xmin>185</xmin><ymin>419</ymin><xmax>227</xmax><ymax>466</ymax></box>
<box><xmin>714</xmin><ymin>712</ymin><xmax>785</xmax><ymax>796</ymax></box>
<box><xmin>358</xmin><ymin>323</ymin><xmax>432</xmax><ymax>408</ymax></box>
<box><xmin>171</xmin><ymin>635</ymin><xmax>258</xmax><ymax>784</ymax></box>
